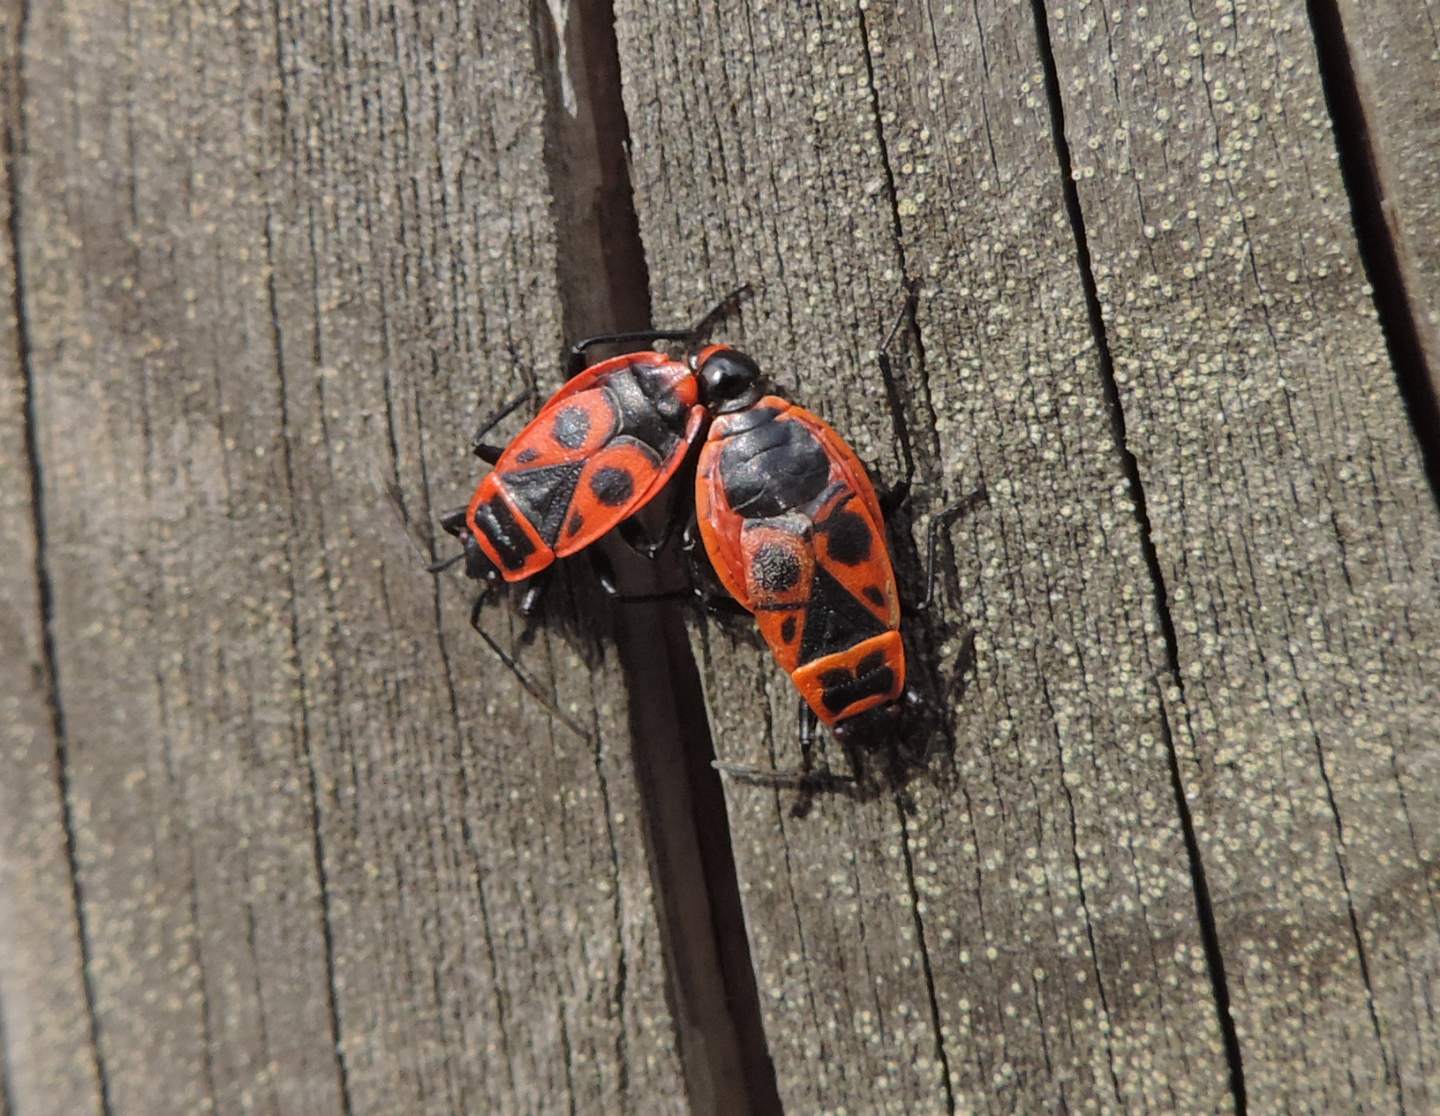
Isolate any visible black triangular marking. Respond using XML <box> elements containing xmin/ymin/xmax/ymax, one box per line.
<box><xmin>797</xmin><ymin>563</ymin><xmax>886</xmax><ymax>666</ymax></box>
<box><xmin>502</xmin><ymin>461</ymin><xmax>585</xmax><ymax>546</ymax></box>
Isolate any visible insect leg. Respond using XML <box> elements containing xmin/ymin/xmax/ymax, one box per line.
<box><xmin>383</xmin><ymin>481</ymin><xmax>595</xmax><ymax>747</ymax></box>
<box><xmin>711</xmin><ymin>758</ymin><xmax>857</xmax><ymax>797</ymax></box>
<box><xmin>711</xmin><ymin>701</ymin><xmax>860</xmax><ymax>813</ymax></box>
<box><xmin>564</xmin><ymin>284</ymin><xmax>757</xmax><ymax>377</ymax></box>
<box><xmin>681</xmin><ymin>282</ymin><xmax>755</xmax><ymax>353</ymax></box>
<box><xmin>589</xmin><ymin>550</ymin><xmax>744</xmax><ymax>611</ymax></box>
<box><xmin>913</xmin><ymin>485</ymin><xmax>989</xmax><ymax>613</ymax></box>
<box><xmin>471</xmin><ymin>391</ymin><xmax>531</xmax><ymax>458</ymax></box>
<box><xmin>428</xmin><ymin>552</ymin><xmax>464</xmax><ymax>574</ymax></box>
<box><xmin>565</xmin><ymin>330</ymin><xmax>693</xmax><ymax>379</ymax></box>
<box><xmin>517</xmin><ymin>573</ymin><xmax>550</xmax><ymax>618</ymax></box>
<box><xmin>874</xmin><ymin>280</ymin><xmax>923</xmax><ymax>502</ymax></box>
<box><xmin>466</xmin><ymin>585</ymin><xmax>595</xmax><ymax>744</ymax></box>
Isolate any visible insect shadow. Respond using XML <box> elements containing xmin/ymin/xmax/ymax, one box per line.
<box><xmin>385</xmin><ymin>469</ymin><xmax>631</xmax><ymax>749</ymax></box>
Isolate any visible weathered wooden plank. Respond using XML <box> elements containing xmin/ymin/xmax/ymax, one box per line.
<box><xmin>1</xmin><ymin>5</ymin><xmax>108</xmax><ymax>1110</ymax></box>
<box><xmin>1334</xmin><ymin>0</ymin><xmax>1440</xmax><ymax>355</ymax></box>
<box><xmin>617</xmin><ymin>2</ymin><xmax>1238</xmax><ymax>1112</ymax></box>
<box><xmin>1047</xmin><ymin>0</ymin><xmax>1440</xmax><ymax>1110</ymax></box>
<box><xmin>9</xmin><ymin>1</ymin><xmax>689</xmax><ymax>1114</ymax></box>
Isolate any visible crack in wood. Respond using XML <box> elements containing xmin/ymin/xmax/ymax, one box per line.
<box><xmin>1028</xmin><ymin>2</ymin><xmax>1250</xmax><ymax>1112</ymax></box>
<box><xmin>4</xmin><ymin>5</ymin><xmax>114</xmax><ymax>1110</ymax></box>
<box><xmin>0</xmin><ymin>980</ymin><xmax>16</xmax><ymax>1116</ymax></box>
<box><xmin>529</xmin><ymin>2</ymin><xmax>783</xmax><ymax>1113</ymax></box>
<box><xmin>1305</xmin><ymin>0</ymin><xmax>1440</xmax><ymax>512</ymax></box>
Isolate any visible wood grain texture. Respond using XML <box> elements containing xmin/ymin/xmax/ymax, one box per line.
<box><xmin>7</xmin><ymin>0</ymin><xmax>1440</xmax><ymax>1111</ymax></box>
<box><xmin>1</xmin><ymin>3</ymin><xmax>108</xmax><ymax>1110</ymax></box>
<box><xmin>4</xmin><ymin>2</ymin><xmax>688</xmax><ymax>1114</ymax></box>
<box><xmin>1048</xmin><ymin>1</ymin><xmax>1440</xmax><ymax>1110</ymax></box>
<box><xmin>1335</xmin><ymin>0</ymin><xmax>1440</xmax><ymax>353</ymax></box>
<box><xmin>616</xmin><ymin>2</ymin><xmax>1239</xmax><ymax>1111</ymax></box>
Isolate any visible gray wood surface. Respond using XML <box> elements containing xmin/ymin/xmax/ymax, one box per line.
<box><xmin>1049</xmin><ymin>2</ymin><xmax>1440</xmax><ymax>1109</ymax></box>
<box><xmin>3</xmin><ymin>0</ymin><xmax>1439</xmax><ymax>1114</ymax></box>
<box><xmin>2</xmin><ymin>2</ymin><xmax>688</xmax><ymax>1114</ymax></box>
<box><xmin>1</xmin><ymin>6</ymin><xmax>108</xmax><ymax>1110</ymax></box>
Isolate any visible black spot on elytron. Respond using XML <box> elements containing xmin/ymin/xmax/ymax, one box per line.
<box><xmin>551</xmin><ymin>405</ymin><xmax>591</xmax><ymax>449</ymax></box>
<box><xmin>752</xmin><ymin>542</ymin><xmax>802</xmax><ymax>593</ymax></box>
<box><xmin>798</xmin><ymin>564</ymin><xmax>888</xmax><ymax>665</ymax></box>
<box><xmin>514</xmin><ymin>448</ymin><xmax>540</xmax><ymax>464</ymax></box>
<box><xmin>590</xmin><ymin>466</ymin><xmax>634</xmax><ymax>507</ymax></box>
<box><xmin>818</xmin><ymin>654</ymin><xmax>897</xmax><ymax>714</ymax></box>
<box><xmin>864</xmin><ymin>586</ymin><xmax>886</xmax><ymax>607</ymax></box>
<box><xmin>503</xmin><ymin>461</ymin><xmax>585</xmax><ymax>546</ymax></box>
<box><xmin>780</xmin><ymin>616</ymin><xmax>797</xmax><ymax>643</ymax></box>
<box><xmin>822</xmin><ymin>507</ymin><xmax>872</xmax><ymax>565</ymax></box>
<box><xmin>471</xmin><ymin>496</ymin><xmax>536</xmax><ymax>572</ymax></box>
<box><xmin>567</xmin><ymin>511</ymin><xmax>584</xmax><ymax>537</ymax></box>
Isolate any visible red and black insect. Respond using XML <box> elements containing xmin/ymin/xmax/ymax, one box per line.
<box><xmin>686</xmin><ymin>343</ymin><xmax>982</xmax><ymax>768</ymax></box>
<box><xmin>430</xmin><ymin>288</ymin><xmax>759</xmax><ymax>618</ymax></box>
<box><xmin>693</xmin><ymin>353</ymin><xmax>904</xmax><ymax>729</ymax></box>
<box><xmin>440</xmin><ymin>349</ymin><xmax>702</xmax><ymax>592</ymax></box>
<box><xmin>432</xmin><ymin>288</ymin><xmax>982</xmax><ymax>777</ymax></box>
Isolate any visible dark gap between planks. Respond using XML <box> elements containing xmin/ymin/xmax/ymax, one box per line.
<box><xmin>1028</xmin><ymin>1</ymin><xmax>1250</xmax><ymax>1111</ymax></box>
<box><xmin>1305</xmin><ymin>0</ymin><xmax>1440</xmax><ymax>512</ymax></box>
<box><xmin>529</xmin><ymin>1</ymin><xmax>783</xmax><ymax>1113</ymax></box>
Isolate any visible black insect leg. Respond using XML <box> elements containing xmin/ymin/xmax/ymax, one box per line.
<box><xmin>712</xmin><ymin>755</ymin><xmax>857</xmax><ymax>801</ymax></box>
<box><xmin>590</xmin><ymin>553</ymin><xmax>749</xmax><ymax>614</ymax></box>
<box><xmin>874</xmin><ymin>280</ymin><xmax>923</xmax><ymax>500</ymax></box>
<box><xmin>463</xmin><ymin>584</ymin><xmax>596</xmax><ymax>744</ymax></box>
<box><xmin>712</xmin><ymin>701</ymin><xmax>861</xmax><ymax>817</ymax></box>
<box><xmin>471</xmin><ymin>391</ymin><xmax>531</xmax><ymax>459</ymax></box>
<box><xmin>913</xmin><ymin>484</ymin><xmax>989</xmax><ymax>613</ymax></box>
<box><xmin>517</xmin><ymin>573</ymin><xmax>550</xmax><ymax>618</ymax></box>
<box><xmin>681</xmin><ymin>281</ymin><xmax>754</xmax><ymax>354</ymax></box>
<box><xmin>428</xmin><ymin>552</ymin><xmax>464</xmax><ymax>575</ymax></box>
<box><xmin>564</xmin><ymin>283</ymin><xmax>756</xmax><ymax>377</ymax></box>
<box><xmin>381</xmin><ymin>477</ymin><xmax>594</xmax><ymax>746</ymax></box>
<box><xmin>565</xmin><ymin>329</ymin><xmax>693</xmax><ymax>379</ymax></box>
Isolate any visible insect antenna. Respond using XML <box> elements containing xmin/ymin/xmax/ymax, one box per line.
<box><xmin>471</xmin><ymin>390</ymin><xmax>532</xmax><ymax>453</ymax></box>
<box><xmin>684</xmin><ymin>281</ymin><xmax>758</xmax><ymax>350</ymax></box>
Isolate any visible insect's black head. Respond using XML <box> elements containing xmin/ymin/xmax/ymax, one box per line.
<box><xmin>440</xmin><ymin>506</ymin><xmax>500</xmax><ymax>582</ymax></box>
<box><xmin>692</xmin><ymin>344</ymin><xmax>764</xmax><ymax>413</ymax></box>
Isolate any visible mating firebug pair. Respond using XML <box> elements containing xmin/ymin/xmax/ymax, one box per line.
<box><xmin>432</xmin><ymin>290</ymin><xmax>976</xmax><ymax>755</ymax></box>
